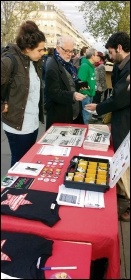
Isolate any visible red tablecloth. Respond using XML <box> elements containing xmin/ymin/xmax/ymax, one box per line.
<box><xmin>1</xmin><ymin>124</ymin><xmax>120</xmax><ymax>279</ymax></box>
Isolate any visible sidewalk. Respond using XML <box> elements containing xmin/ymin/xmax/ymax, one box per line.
<box><xmin>1</xmin><ymin>122</ymin><xmax>46</xmax><ymax>178</ymax></box>
<box><xmin>1</xmin><ymin>121</ymin><xmax>130</xmax><ymax>278</ymax></box>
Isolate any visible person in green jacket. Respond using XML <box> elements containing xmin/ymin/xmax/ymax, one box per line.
<box><xmin>78</xmin><ymin>48</ymin><xmax>99</xmax><ymax>124</ymax></box>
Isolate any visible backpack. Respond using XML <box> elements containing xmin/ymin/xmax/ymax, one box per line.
<box><xmin>1</xmin><ymin>48</ymin><xmax>18</xmax><ymax>112</ymax></box>
<box><xmin>42</xmin><ymin>54</ymin><xmax>48</xmax><ymax>81</ymax></box>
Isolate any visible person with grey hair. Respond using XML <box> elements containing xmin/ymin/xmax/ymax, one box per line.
<box><xmin>45</xmin><ymin>34</ymin><xmax>86</xmax><ymax>130</ymax></box>
<box><xmin>78</xmin><ymin>48</ymin><xmax>99</xmax><ymax>124</ymax></box>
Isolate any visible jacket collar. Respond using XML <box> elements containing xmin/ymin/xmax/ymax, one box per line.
<box><xmin>119</xmin><ymin>53</ymin><xmax>130</xmax><ymax>70</ymax></box>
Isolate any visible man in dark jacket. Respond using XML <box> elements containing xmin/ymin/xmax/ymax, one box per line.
<box><xmin>45</xmin><ymin>35</ymin><xmax>86</xmax><ymax>130</ymax></box>
<box><xmin>85</xmin><ymin>32</ymin><xmax>130</xmax><ymax>221</ymax></box>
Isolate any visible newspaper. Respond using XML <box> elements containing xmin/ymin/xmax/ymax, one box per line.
<box><xmin>38</xmin><ymin>126</ymin><xmax>87</xmax><ymax>147</ymax></box>
<box><xmin>83</xmin><ymin>124</ymin><xmax>110</xmax><ymax>151</ymax></box>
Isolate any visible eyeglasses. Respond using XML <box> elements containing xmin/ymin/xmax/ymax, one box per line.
<box><xmin>60</xmin><ymin>46</ymin><xmax>74</xmax><ymax>54</ymax></box>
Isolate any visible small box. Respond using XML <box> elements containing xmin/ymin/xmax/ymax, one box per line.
<box><xmin>64</xmin><ymin>132</ymin><xmax>130</xmax><ymax>193</ymax></box>
<box><xmin>64</xmin><ymin>156</ymin><xmax>110</xmax><ymax>192</ymax></box>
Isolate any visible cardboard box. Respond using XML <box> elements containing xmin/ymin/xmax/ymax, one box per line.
<box><xmin>105</xmin><ymin>65</ymin><xmax>113</xmax><ymax>89</ymax></box>
<box><xmin>64</xmin><ymin>132</ymin><xmax>130</xmax><ymax>193</ymax></box>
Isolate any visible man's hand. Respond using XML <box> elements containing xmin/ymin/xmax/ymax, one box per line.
<box><xmin>1</xmin><ymin>103</ymin><xmax>8</xmax><ymax>113</ymax></box>
<box><xmin>74</xmin><ymin>92</ymin><xmax>87</xmax><ymax>101</ymax></box>
<box><xmin>84</xmin><ymin>103</ymin><xmax>97</xmax><ymax>111</ymax></box>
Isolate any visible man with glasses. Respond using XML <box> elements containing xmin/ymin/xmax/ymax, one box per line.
<box><xmin>45</xmin><ymin>35</ymin><xmax>86</xmax><ymax>130</ymax></box>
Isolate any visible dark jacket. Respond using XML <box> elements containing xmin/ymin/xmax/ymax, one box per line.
<box><xmin>96</xmin><ymin>54</ymin><xmax>130</xmax><ymax>152</ymax></box>
<box><xmin>45</xmin><ymin>56</ymin><xmax>75</xmax><ymax>130</ymax></box>
<box><xmin>1</xmin><ymin>44</ymin><xmax>44</xmax><ymax>130</ymax></box>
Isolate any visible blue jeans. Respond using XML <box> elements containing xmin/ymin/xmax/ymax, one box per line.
<box><xmin>81</xmin><ymin>96</ymin><xmax>93</xmax><ymax>124</ymax></box>
<box><xmin>5</xmin><ymin>129</ymin><xmax>38</xmax><ymax>167</ymax></box>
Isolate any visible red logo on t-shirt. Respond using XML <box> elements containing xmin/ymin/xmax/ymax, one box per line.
<box><xmin>1</xmin><ymin>193</ymin><xmax>32</xmax><ymax>211</ymax></box>
<box><xmin>1</xmin><ymin>240</ymin><xmax>11</xmax><ymax>261</ymax></box>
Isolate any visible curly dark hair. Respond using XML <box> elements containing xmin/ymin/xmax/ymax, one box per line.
<box><xmin>16</xmin><ymin>20</ymin><xmax>46</xmax><ymax>50</ymax></box>
<box><xmin>105</xmin><ymin>32</ymin><xmax>130</xmax><ymax>52</ymax></box>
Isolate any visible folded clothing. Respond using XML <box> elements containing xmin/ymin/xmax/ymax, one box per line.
<box><xmin>1</xmin><ymin>188</ymin><xmax>60</xmax><ymax>227</ymax></box>
<box><xmin>1</xmin><ymin>231</ymin><xmax>53</xmax><ymax>279</ymax></box>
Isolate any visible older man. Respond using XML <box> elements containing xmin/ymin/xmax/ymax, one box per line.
<box><xmin>45</xmin><ymin>35</ymin><xmax>86</xmax><ymax>130</ymax></box>
<box><xmin>85</xmin><ymin>32</ymin><xmax>130</xmax><ymax>221</ymax></box>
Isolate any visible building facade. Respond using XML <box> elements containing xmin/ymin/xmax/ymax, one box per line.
<box><xmin>30</xmin><ymin>2</ymin><xmax>91</xmax><ymax>51</ymax></box>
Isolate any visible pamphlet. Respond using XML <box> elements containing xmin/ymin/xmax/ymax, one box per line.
<box><xmin>84</xmin><ymin>190</ymin><xmax>105</xmax><ymax>208</ymax></box>
<box><xmin>56</xmin><ymin>184</ymin><xmax>85</xmax><ymax>207</ymax></box>
<box><xmin>8</xmin><ymin>162</ymin><xmax>45</xmax><ymax>176</ymax></box>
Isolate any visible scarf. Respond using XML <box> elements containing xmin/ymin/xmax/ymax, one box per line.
<box><xmin>54</xmin><ymin>49</ymin><xmax>78</xmax><ymax>82</ymax></box>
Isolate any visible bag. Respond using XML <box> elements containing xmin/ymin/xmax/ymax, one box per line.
<box><xmin>1</xmin><ymin>49</ymin><xmax>18</xmax><ymax>112</ymax></box>
<box><xmin>102</xmin><ymin>112</ymin><xmax>112</xmax><ymax>124</ymax></box>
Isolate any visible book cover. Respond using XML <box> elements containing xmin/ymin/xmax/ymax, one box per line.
<box><xmin>8</xmin><ymin>162</ymin><xmax>45</xmax><ymax>176</ymax></box>
<box><xmin>11</xmin><ymin>177</ymin><xmax>34</xmax><ymax>189</ymax></box>
<box><xmin>1</xmin><ymin>176</ymin><xmax>19</xmax><ymax>188</ymax></box>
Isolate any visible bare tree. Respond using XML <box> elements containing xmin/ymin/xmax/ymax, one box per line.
<box><xmin>1</xmin><ymin>1</ymin><xmax>40</xmax><ymax>46</ymax></box>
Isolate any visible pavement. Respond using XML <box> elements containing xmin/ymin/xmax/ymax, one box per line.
<box><xmin>1</xmin><ymin>122</ymin><xmax>46</xmax><ymax>178</ymax></box>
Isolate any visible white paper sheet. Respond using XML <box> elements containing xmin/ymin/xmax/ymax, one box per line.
<box><xmin>37</xmin><ymin>145</ymin><xmax>71</xmax><ymax>157</ymax></box>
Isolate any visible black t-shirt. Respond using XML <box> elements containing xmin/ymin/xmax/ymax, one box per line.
<box><xmin>1</xmin><ymin>188</ymin><xmax>60</xmax><ymax>227</ymax></box>
<box><xmin>1</xmin><ymin>231</ymin><xmax>53</xmax><ymax>279</ymax></box>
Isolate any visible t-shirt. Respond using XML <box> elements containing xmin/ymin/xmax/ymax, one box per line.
<box><xmin>1</xmin><ymin>231</ymin><xmax>53</xmax><ymax>279</ymax></box>
<box><xmin>1</xmin><ymin>188</ymin><xmax>60</xmax><ymax>227</ymax></box>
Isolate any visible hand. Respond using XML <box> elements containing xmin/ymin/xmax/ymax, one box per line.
<box><xmin>1</xmin><ymin>103</ymin><xmax>8</xmax><ymax>113</ymax></box>
<box><xmin>74</xmin><ymin>92</ymin><xmax>86</xmax><ymax>101</ymax></box>
<box><xmin>85</xmin><ymin>103</ymin><xmax>97</xmax><ymax>111</ymax></box>
<box><xmin>80</xmin><ymin>86</ymin><xmax>89</xmax><ymax>90</ymax></box>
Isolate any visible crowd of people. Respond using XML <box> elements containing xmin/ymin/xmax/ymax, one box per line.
<box><xmin>1</xmin><ymin>20</ymin><xmax>130</xmax><ymax>222</ymax></box>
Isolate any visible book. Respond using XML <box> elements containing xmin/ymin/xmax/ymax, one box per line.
<box><xmin>8</xmin><ymin>162</ymin><xmax>45</xmax><ymax>176</ymax></box>
<box><xmin>1</xmin><ymin>175</ymin><xmax>35</xmax><ymax>189</ymax></box>
<box><xmin>1</xmin><ymin>175</ymin><xmax>19</xmax><ymax>188</ymax></box>
<box><xmin>12</xmin><ymin>177</ymin><xmax>34</xmax><ymax>189</ymax></box>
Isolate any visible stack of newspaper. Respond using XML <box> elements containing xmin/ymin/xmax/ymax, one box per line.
<box><xmin>83</xmin><ymin>124</ymin><xmax>111</xmax><ymax>152</ymax></box>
